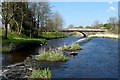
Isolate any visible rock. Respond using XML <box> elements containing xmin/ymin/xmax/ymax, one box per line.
<box><xmin>28</xmin><ymin>68</ymin><xmax>32</xmax><ymax>71</ymax></box>
<box><xmin>69</xmin><ymin>51</ymin><xmax>78</xmax><ymax>56</ymax></box>
<box><xmin>2</xmin><ymin>70</ymin><xmax>8</xmax><ymax>73</ymax></box>
<box><xmin>0</xmin><ymin>57</ymin><xmax>38</xmax><ymax>79</ymax></box>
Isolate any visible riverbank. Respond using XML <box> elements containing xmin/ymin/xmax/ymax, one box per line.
<box><xmin>2</xmin><ymin>38</ymin><xmax>47</xmax><ymax>53</ymax></box>
<box><xmin>88</xmin><ymin>34</ymin><xmax>119</xmax><ymax>39</ymax></box>
<box><xmin>40</xmin><ymin>32</ymin><xmax>66</xmax><ymax>39</ymax></box>
<box><xmin>1</xmin><ymin>36</ymin><xmax>82</xmax><ymax>79</ymax></box>
<box><xmin>1</xmin><ymin>29</ymin><xmax>66</xmax><ymax>53</ymax></box>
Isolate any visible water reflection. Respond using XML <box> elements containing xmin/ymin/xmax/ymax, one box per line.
<box><xmin>2</xmin><ymin>36</ymin><xmax>81</xmax><ymax>66</ymax></box>
<box><xmin>37</xmin><ymin>36</ymin><xmax>82</xmax><ymax>52</ymax></box>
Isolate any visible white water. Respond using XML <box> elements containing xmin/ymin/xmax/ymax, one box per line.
<box><xmin>75</xmin><ymin>38</ymin><xmax>91</xmax><ymax>44</ymax></box>
<box><xmin>57</xmin><ymin>37</ymin><xmax>91</xmax><ymax>49</ymax></box>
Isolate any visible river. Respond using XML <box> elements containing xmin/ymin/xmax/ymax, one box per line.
<box><xmin>1</xmin><ymin>36</ymin><xmax>119</xmax><ymax>78</ymax></box>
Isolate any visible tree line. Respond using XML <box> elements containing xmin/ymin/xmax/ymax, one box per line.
<box><xmin>67</xmin><ymin>17</ymin><xmax>119</xmax><ymax>34</ymax></box>
<box><xmin>1</xmin><ymin>2</ymin><xmax>64</xmax><ymax>39</ymax></box>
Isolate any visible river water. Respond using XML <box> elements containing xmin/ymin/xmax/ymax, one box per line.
<box><xmin>1</xmin><ymin>36</ymin><xmax>119</xmax><ymax>78</ymax></box>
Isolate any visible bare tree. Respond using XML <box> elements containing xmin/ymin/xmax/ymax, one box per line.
<box><xmin>51</xmin><ymin>11</ymin><xmax>64</xmax><ymax>31</ymax></box>
<box><xmin>107</xmin><ymin>17</ymin><xmax>117</xmax><ymax>28</ymax></box>
<box><xmin>68</xmin><ymin>24</ymin><xmax>74</xmax><ymax>28</ymax></box>
<box><xmin>93</xmin><ymin>20</ymin><xmax>101</xmax><ymax>29</ymax></box>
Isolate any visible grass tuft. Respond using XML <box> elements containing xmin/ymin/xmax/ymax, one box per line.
<box><xmin>31</xmin><ymin>68</ymin><xmax>52</xmax><ymax>79</ymax></box>
<box><xmin>35</xmin><ymin>50</ymin><xmax>68</xmax><ymax>61</ymax></box>
<box><xmin>63</xmin><ymin>43</ymin><xmax>81</xmax><ymax>51</ymax></box>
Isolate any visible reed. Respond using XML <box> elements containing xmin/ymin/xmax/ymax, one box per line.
<box><xmin>35</xmin><ymin>50</ymin><xmax>68</xmax><ymax>61</ymax></box>
<box><xmin>31</xmin><ymin>68</ymin><xmax>52</xmax><ymax>79</ymax></box>
<box><xmin>63</xmin><ymin>43</ymin><xmax>81</xmax><ymax>51</ymax></box>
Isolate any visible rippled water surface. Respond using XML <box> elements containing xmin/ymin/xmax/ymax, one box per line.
<box><xmin>1</xmin><ymin>37</ymin><xmax>119</xmax><ymax>78</ymax></box>
<box><xmin>51</xmin><ymin>38</ymin><xmax>119</xmax><ymax>78</ymax></box>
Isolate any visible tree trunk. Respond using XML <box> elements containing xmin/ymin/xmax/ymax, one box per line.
<box><xmin>19</xmin><ymin>23</ymin><xmax>22</xmax><ymax>35</ymax></box>
<box><xmin>37</xmin><ymin>14</ymin><xmax>40</xmax><ymax>35</ymax></box>
<box><xmin>19</xmin><ymin>12</ymin><xmax>23</xmax><ymax>35</ymax></box>
<box><xmin>13</xmin><ymin>18</ymin><xmax>19</xmax><ymax>34</ymax></box>
<box><xmin>19</xmin><ymin>4</ymin><xmax>24</xmax><ymax>35</ymax></box>
<box><xmin>5</xmin><ymin>23</ymin><xmax>8</xmax><ymax>39</ymax></box>
<box><xmin>30</xmin><ymin>29</ymin><xmax>32</xmax><ymax>38</ymax></box>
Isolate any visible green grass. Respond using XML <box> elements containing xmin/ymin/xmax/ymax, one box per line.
<box><xmin>3</xmin><ymin>38</ymin><xmax>47</xmax><ymax>45</ymax></box>
<box><xmin>63</xmin><ymin>43</ymin><xmax>81</xmax><ymax>51</ymax></box>
<box><xmin>35</xmin><ymin>50</ymin><xmax>69</xmax><ymax>62</ymax></box>
<box><xmin>31</xmin><ymin>68</ymin><xmax>52</xmax><ymax>79</ymax></box>
<box><xmin>1</xmin><ymin>29</ymin><xmax>47</xmax><ymax>53</ymax></box>
<box><xmin>1</xmin><ymin>28</ymin><xmax>28</xmax><ymax>39</ymax></box>
<box><xmin>68</xmin><ymin>32</ymin><xmax>78</xmax><ymax>36</ymax></box>
<box><xmin>88</xmin><ymin>36</ymin><xmax>98</xmax><ymax>38</ymax></box>
<box><xmin>40</xmin><ymin>32</ymin><xmax>66</xmax><ymax>39</ymax></box>
<box><xmin>2</xmin><ymin>38</ymin><xmax>47</xmax><ymax>53</ymax></box>
<box><xmin>1</xmin><ymin>46</ymin><xmax>10</xmax><ymax>53</ymax></box>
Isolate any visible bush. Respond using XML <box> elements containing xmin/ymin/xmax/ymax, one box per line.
<box><xmin>35</xmin><ymin>50</ymin><xmax>68</xmax><ymax>61</ymax></box>
<box><xmin>31</xmin><ymin>68</ymin><xmax>52</xmax><ymax>79</ymax></box>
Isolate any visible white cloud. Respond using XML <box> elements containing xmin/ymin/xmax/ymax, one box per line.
<box><xmin>107</xmin><ymin>6</ymin><xmax>116</xmax><ymax>12</ymax></box>
<box><xmin>108</xmin><ymin>0</ymin><xmax>113</xmax><ymax>4</ymax></box>
<box><xmin>110</xmin><ymin>7</ymin><xmax>116</xmax><ymax>11</ymax></box>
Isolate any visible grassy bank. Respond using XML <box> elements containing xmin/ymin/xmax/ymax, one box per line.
<box><xmin>40</xmin><ymin>32</ymin><xmax>66</xmax><ymax>39</ymax></box>
<box><xmin>2</xmin><ymin>38</ymin><xmax>47</xmax><ymax>53</ymax></box>
<box><xmin>1</xmin><ymin>29</ymin><xmax>47</xmax><ymax>53</ymax></box>
<box><xmin>1</xmin><ymin>28</ymin><xmax>67</xmax><ymax>53</ymax></box>
<box><xmin>3</xmin><ymin>38</ymin><xmax>47</xmax><ymax>45</ymax></box>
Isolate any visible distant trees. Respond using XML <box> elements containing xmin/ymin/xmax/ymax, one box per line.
<box><xmin>78</xmin><ymin>26</ymin><xmax>83</xmax><ymax>28</ymax></box>
<box><xmin>107</xmin><ymin>17</ymin><xmax>118</xmax><ymax>29</ymax></box>
<box><xmin>68</xmin><ymin>24</ymin><xmax>74</xmax><ymax>28</ymax></box>
<box><xmin>50</xmin><ymin>11</ymin><xmax>64</xmax><ymax>31</ymax></box>
<box><xmin>74</xmin><ymin>26</ymin><xmax>84</xmax><ymax>28</ymax></box>
<box><xmin>103</xmin><ymin>24</ymin><xmax>111</xmax><ymax>29</ymax></box>
<box><xmin>92</xmin><ymin>20</ymin><xmax>101</xmax><ymax>29</ymax></box>
<box><xmin>107</xmin><ymin>17</ymin><xmax>119</xmax><ymax>34</ymax></box>
<box><xmin>85</xmin><ymin>26</ymin><xmax>92</xmax><ymax>28</ymax></box>
<box><xmin>1</xmin><ymin>2</ymin><xmax>64</xmax><ymax>39</ymax></box>
<box><xmin>102</xmin><ymin>17</ymin><xmax>119</xmax><ymax>34</ymax></box>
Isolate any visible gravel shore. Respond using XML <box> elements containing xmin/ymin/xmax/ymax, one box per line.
<box><xmin>88</xmin><ymin>34</ymin><xmax>119</xmax><ymax>39</ymax></box>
